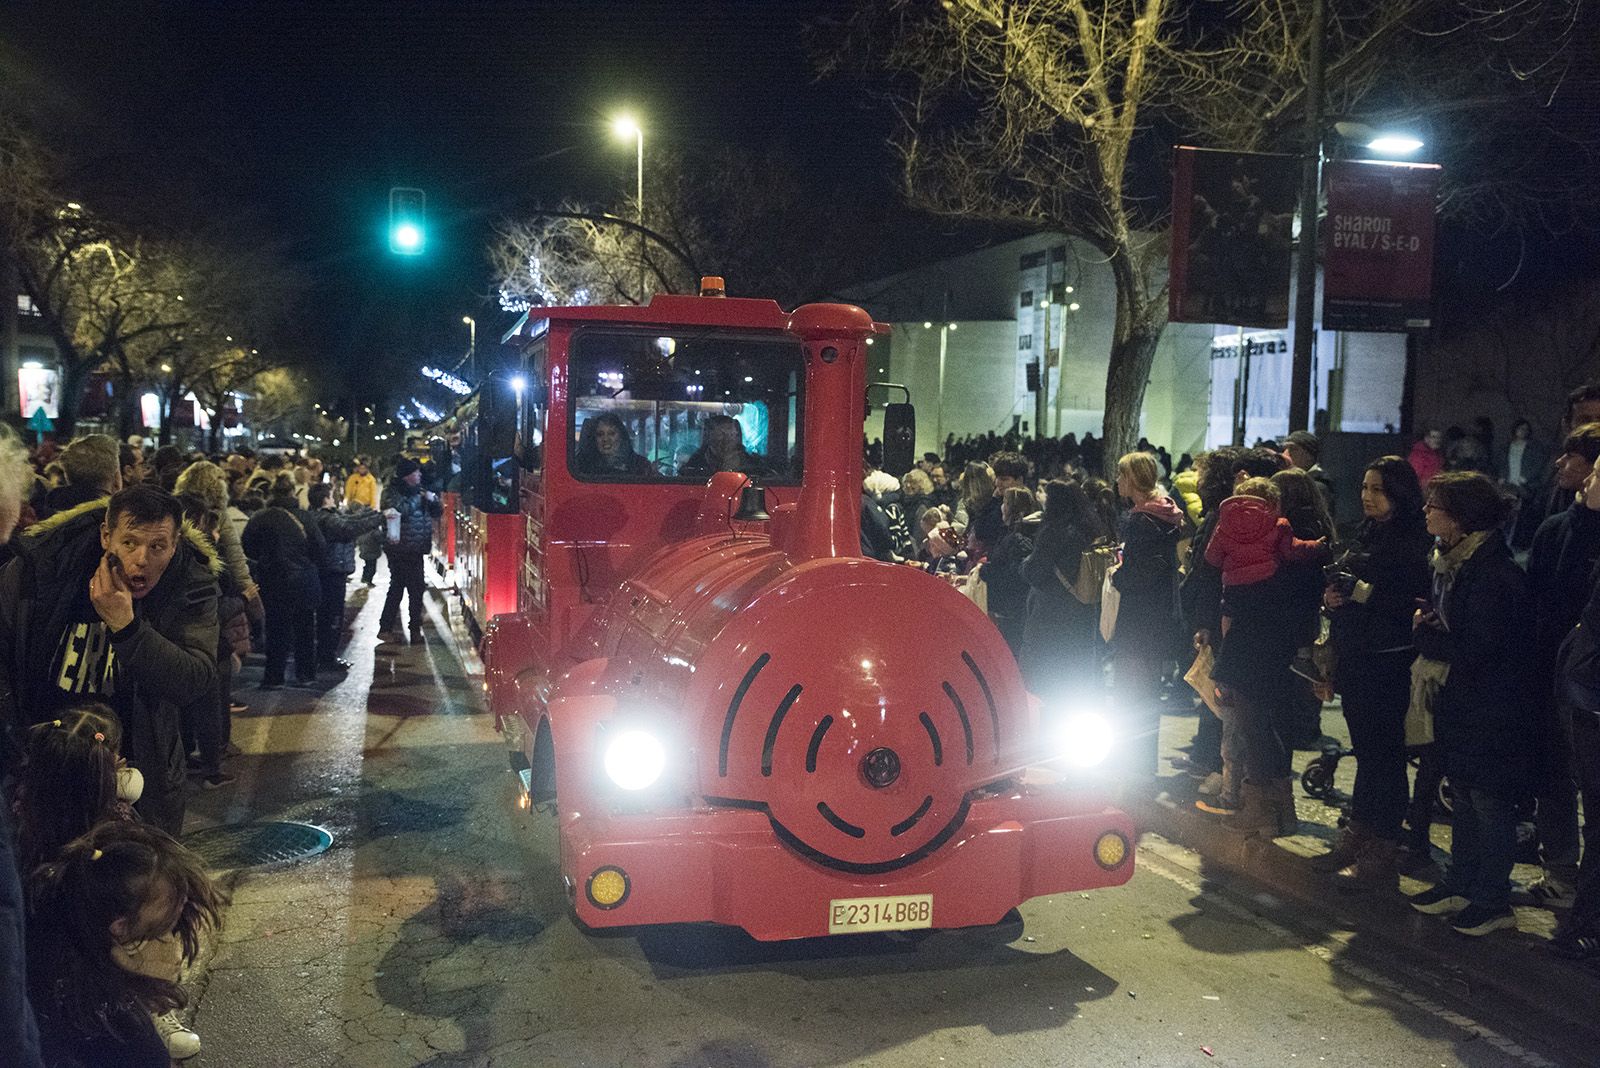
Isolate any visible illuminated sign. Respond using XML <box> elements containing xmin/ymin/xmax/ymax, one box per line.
<box><xmin>17</xmin><ymin>365</ymin><xmax>59</xmax><ymax>419</ymax></box>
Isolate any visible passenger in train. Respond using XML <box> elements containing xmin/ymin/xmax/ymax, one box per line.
<box><xmin>680</xmin><ymin>415</ymin><xmax>767</xmax><ymax>478</ymax></box>
<box><xmin>571</xmin><ymin>413</ymin><xmax>655</xmax><ymax>478</ymax></box>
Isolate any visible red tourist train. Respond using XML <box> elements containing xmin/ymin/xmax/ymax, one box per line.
<box><xmin>447</xmin><ymin>283</ymin><xmax>1133</xmax><ymax>940</ymax></box>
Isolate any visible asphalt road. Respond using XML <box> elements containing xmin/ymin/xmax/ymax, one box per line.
<box><xmin>181</xmin><ymin>568</ymin><xmax>1582</xmax><ymax>1068</ymax></box>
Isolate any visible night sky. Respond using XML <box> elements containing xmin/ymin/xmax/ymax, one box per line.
<box><xmin>1</xmin><ymin>0</ymin><xmax>893</xmax><ymax>406</ymax></box>
<box><xmin>7</xmin><ymin>1</ymin><xmax>1597</xmax><ymax>414</ymax></box>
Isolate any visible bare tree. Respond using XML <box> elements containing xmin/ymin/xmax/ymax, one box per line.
<box><xmin>819</xmin><ymin>0</ymin><xmax>1592</xmax><ymax>472</ymax></box>
<box><xmin>489</xmin><ymin>148</ymin><xmax>887</xmax><ymax>314</ymax></box>
<box><xmin>489</xmin><ymin>202</ymin><xmax>697</xmax><ymax>312</ymax></box>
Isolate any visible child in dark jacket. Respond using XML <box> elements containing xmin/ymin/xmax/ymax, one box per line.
<box><xmin>1206</xmin><ymin>477</ymin><xmax>1328</xmax><ymax>633</ymax></box>
<box><xmin>26</xmin><ymin>822</ymin><xmax>224</xmax><ymax>1068</ymax></box>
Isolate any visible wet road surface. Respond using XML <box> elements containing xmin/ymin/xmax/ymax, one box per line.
<box><xmin>182</xmin><ymin>569</ymin><xmax>1586</xmax><ymax>1068</ymax></box>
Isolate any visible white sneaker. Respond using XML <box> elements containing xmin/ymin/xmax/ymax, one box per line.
<box><xmin>153</xmin><ymin>1010</ymin><xmax>201</xmax><ymax>1060</ymax></box>
<box><xmin>1196</xmin><ymin>772</ymin><xmax>1224</xmax><ymax>796</ymax></box>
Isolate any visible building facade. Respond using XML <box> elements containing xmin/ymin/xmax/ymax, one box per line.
<box><xmin>842</xmin><ymin>232</ymin><xmax>1406</xmax><ymax>462</ymax></box>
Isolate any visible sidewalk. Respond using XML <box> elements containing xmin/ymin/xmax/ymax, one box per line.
<box><xmin>1134</xmin><ymin>695</ymin><xmax>1600</xmax><ymax>1040</ymax></box>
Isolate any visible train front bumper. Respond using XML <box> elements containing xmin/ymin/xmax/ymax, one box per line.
<box><xmin>559</xmin><ymin>780</ymin><xmax>1135</xmax><ymax>941</ymax></box>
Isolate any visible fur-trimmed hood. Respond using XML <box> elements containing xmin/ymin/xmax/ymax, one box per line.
<box><xmin>18</xmin><ymin>496</ymin><xmax>223</xmax><ymax>580</ymax></box>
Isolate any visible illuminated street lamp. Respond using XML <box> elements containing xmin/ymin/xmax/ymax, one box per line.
<box><xmin>1334</xmin><ymin>121</ymin><xmax>1425</xmax><ymax>158</ymax></box>
<box><xmin>462</xmin><ymin>315</ymin><xmax>476</xmax><ymax>376</ymax></box>
<box><xmin>610</xmin><ymin>112</ymin><xmax>645</xmax><ymax>298</ymax></box>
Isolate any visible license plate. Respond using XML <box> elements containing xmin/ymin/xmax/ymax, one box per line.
<box><xmin>828</xmin><ymin>894</ymin><xmax>933</xmax><ymax>934</ymax></box>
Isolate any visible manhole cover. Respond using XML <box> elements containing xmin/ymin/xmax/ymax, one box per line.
<box><xmin>183</xmin><ymin>821</ymin><xmax>333</xmax><ymax>870</ymax></box>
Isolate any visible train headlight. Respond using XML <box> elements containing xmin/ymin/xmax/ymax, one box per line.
<box><xmin>603</xmin><ymin>729</ymin><xmax>666</xmax><ymax>791</ymax></box>
<box><xmin>1058</xmin><ymin>712</ymin><xmax>1114</xmax><ymax>768</ymax></box>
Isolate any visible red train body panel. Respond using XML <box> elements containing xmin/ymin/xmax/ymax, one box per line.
<box><xmin>471</xmin><ymin>291</ymin><xmax>1132</xmax><ymax>940</ymax></box>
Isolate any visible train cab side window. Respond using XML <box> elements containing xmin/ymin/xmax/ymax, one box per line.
<box><xmin>568</xmin><ymin>330</ymin><xmax>803</xmax><ymax>484</ymax></box>
<box><xmin>517</xmin><ymin>340</ymin><xmax>546</xmax><ymax>475</ymax></box>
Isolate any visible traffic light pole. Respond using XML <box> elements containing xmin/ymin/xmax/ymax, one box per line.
<box><xmin>1289</xmin><ymin>0</ymin><xmax>1325</xmax><ymax>433</ymax></box>
<box><xmin>1036</xmin><ymin>304</ymin><xmax>1051</xmax><ymax>441</ymax></box>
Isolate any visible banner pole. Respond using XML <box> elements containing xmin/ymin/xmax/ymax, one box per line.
<box><xmin>1289</xmin><ymin>0</ymin><xmax>1325</xmax><ymax>433</ymax></box>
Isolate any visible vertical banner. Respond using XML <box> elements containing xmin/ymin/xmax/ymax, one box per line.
<box><xmin>1170</xmin><ymin>146</ymin><xmax>1299</xmax><ymax>327</ymax></box>
<box><xmin>1323</xmin><ymin>160</ymin><xmax>1441</xmax><ymax>332</ymax></box>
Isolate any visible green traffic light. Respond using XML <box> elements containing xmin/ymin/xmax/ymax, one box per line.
<box><xmin>388</xmin><ymin>186</ymin><xmax>426</xmax><ymax>255</ymax></box>
<box><xmin>392</xmin><ymin>222</ymin><xmax>423</xmax><ymax>253</ymax></box>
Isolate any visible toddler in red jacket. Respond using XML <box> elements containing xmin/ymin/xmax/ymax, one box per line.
<box><xmin>1205</xmin><ymin>477</ymin><xmax>1328</xmax><ymax>632</ymax></box>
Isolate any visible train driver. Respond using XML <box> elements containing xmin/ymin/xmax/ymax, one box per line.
<box><xmin>680</xmin><ymin>414</ymin><xmax>768</xmax><ymax>478</ymax></box>
<box><xmin>572</xmin><ymin>412</ymin><xmax>655</xmax><ymax>478</ymax></box>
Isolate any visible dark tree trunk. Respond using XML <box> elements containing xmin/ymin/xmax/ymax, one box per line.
<box><xmin>1098</xmin><ymin>240</ymin><xmax>1168</xmax><ymax>480</ymax></box>
<box><xmin>116</xmin><ymin>388</ymin><xmax>140</xmax><ymax>440</ymax></box>
<box><xmin>1100</xmin><ymin>323</ymin><xmax>1164</xmax><ymax>480</ymax></box>
<box><xmin>56</xmin><ymin>360</ymin><xmax>92</xmax><ymax>439</ymax></box>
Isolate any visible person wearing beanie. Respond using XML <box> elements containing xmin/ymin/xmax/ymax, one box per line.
<box><xmin>378</xmin><ymin>458</ymin><xmax>441</xmax><ymax>642</ymax></box>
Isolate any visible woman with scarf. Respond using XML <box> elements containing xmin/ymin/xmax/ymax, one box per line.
<box><xmin>1314</xmin><ymin>457</ymin><xmax>1433</xmax><ymax>887</ymax></box>
<box><xmin>1407</xmin><ymin>472</ymin><xmax>1537</xmax><ymax>936</ymax></box>
<box><xmin>1112</xmin><ymin>452</ymin><xmax>1185</xmax><ymax>778</ymax></box>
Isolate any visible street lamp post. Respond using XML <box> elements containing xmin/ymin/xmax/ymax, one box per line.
<box><xmin>1052</xmin><ymin>293</ymin><xmax>1080</xmax><ymax>438</ymax></box>
<box><xmin>462</xmin><ymin>315</ymin><xmax>476</xmax><ymax>378</ymax></box>
<box><xmin>611</xmin><ymin>114</ymin><xmax>645</xmax><ymax>301</ymax></box>
<box><xmin>1037</xmin><ymin>300</ymin><xmax>1052</xmax><ymax>442</ymax></box>
<box><xmin>1289</xmin><ymin>0</ymin><xmax>1325</xmax><ymax>434</ymax></box>
<box><xmin>932</xmin><ymin>321</ymin><xmax>956</xmax><ymax>453</ymax></box>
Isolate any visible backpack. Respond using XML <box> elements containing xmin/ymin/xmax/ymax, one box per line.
<box><xmin>1057</xmin><ymin>537</ymin><xmax>1118</xmax><ymax>605</ymax></box>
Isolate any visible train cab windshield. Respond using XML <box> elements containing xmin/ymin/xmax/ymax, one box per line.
<box><xmin>569</xmin><ymin>329</ymin><xmax>803</xmax><ymax>484</ymax></box>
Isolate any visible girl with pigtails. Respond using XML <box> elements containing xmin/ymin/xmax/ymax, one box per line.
<box><xmin>25</xmin><ymin>821</ymin><xmax>224</xmax><ymax>1067</ymax></box>
<box><xmin>13</xmin><ymin>706</ymin><xmax>139</xmax><ymax>875</ymax></box>
<box><xmin>12</xmin><ymin>707</ymin><xmax>223</xmax><ymax>1061</ymax></box>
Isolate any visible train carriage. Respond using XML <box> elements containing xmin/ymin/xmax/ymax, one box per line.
<box><xmin>471</xmin><ymin>283</ymin><xmax>1133</xmax><ymax>940</ymax></box>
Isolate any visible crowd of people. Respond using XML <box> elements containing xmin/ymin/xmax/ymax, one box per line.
<box><xmin>5</xmin><ymin>388</ymin><xmax>1600</xmax><ymax>1063</ymax></box>
<box><xmin>0</xmin><ymin>433</ymin><xmax>428</xmax><ymax>1066</ymax></box>
<box><xmin>864</xmin><ymin>383</ymin><xmax>1600</xmax><ymax>949</ymax></box>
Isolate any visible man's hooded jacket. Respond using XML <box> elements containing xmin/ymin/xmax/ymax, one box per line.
<box><xmin>0</xmin><ymin>498</ymin><xmax>220</xmax><ymax>790</ymax></box>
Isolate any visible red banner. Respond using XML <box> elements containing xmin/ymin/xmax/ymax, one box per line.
<box><xmin>1169</xmin><ymin>146</ymin><xmax>1299</xmax><ymax>328</ymax></box>
<box><xmin>1322</xmin><ymin>159</ymin><xmax>1441</xmax><ymax>332</ymax></box>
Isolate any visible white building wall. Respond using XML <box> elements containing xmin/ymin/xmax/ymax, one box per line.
<box><xmin>847</xmin><ymin>233</ymin><xmax>1399</xmax><ymax>465</ymax></box>
<box><xmin>864</xmin><ymin>321</ymin><xmax>1018</xmax><ymax>457</ymax></box>
<box><xmin>1204</xmin><ymin>271</ymin><xmax>1407</xmax><ymax>447</ymax></box>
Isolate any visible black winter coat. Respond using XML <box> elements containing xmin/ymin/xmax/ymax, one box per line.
<box><xmin>1019</xmin><ymin>518</ymin><xmax>1101</xmax><ymax>699</ymax></box>
<box><xmin>0</xmin><ymin>501</ymin><xmax>219</xmax><ymax>793</ymax></box>
<box><xmin>860</xmin><ymin>493</ymin><xmax>898</xmax><ymax>562</ymax></box>
<box><xmin>1527</xmin><ymin>501</ymin><xmax>1600</xmax><ymax>661</ymax></box>
<box><xmin>1179</xmin><ymin>510</ymin><xmax>1223</xmax><ymax>639</ymax></box>
<box><xmin>984</xmin><ymin>515</ymin><xmax>1039</xmax><ymax>653</ymax></box>
<box><xmin>242</xmin><ymin>507</ymin><xmax>322</xmax><ymax>609</ymax></box>
<box><xmin>1326</xmin><ymin>516</ymin><xmax>1432</xmax><ymax>689</ymax></box>
<box><xmin>382</xmin><ymin>480</ymin><xmax>442</xmax><ymax>556</ymax></box>
<box><xmin>1211</xmin><ymin>571</ymin><xmax>1300</xmax><ymax>695</ymax></box>
<box><xmin>1413</xmin><ymin>537</ymin><xmax>1539</xmax><ymax>798</ymax></box>
<box><xmin>1112</xmin><ymin>502</ymin><xmax>1183</xmax><ymax>652</ymax></box>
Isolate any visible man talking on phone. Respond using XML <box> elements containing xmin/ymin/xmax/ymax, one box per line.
<box><xmin>0</xmin><ymin>484</ymin><xmax>219</xmax><ymax>834</ymax></box>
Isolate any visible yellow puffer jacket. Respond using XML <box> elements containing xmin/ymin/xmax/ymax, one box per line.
<box><xmin>1172</xmin><ymin>469</ymin><xmax>1204</xmax><ymax>527</ymax></box>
